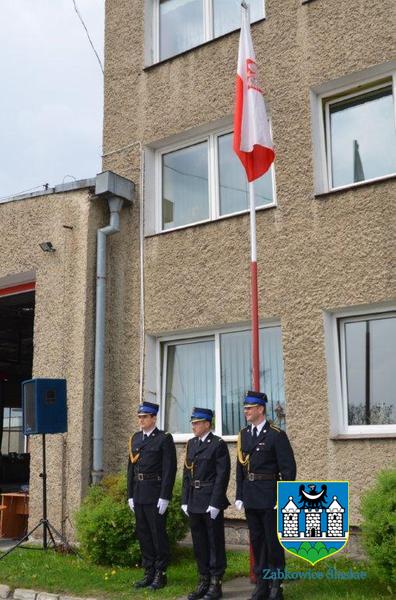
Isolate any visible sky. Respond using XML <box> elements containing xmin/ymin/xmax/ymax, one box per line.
<box><xmin>0</xmin><ymin>0</ymin><xmax>105</xmax><ymax>200</ymax></box>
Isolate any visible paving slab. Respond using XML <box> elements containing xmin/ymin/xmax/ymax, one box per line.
<box><xmin>13</xmin><ymin>591</ymin><xmax>37</xmax><ymax>600</ymax></box>
<box><xmin>177</xmin><ymin>577</ymin><xmax>254</xmax><ymax>599</ymax></box>
<box><xmin>0</xmin><ymin>584</ymin><xmax>11</xmax><ymax>598</ymax></box>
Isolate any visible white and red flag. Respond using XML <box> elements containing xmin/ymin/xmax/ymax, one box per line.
<box><xmin>233</xmin><ymin>5</ymin><xmax>275</xmax><ymax>181</ymax></box>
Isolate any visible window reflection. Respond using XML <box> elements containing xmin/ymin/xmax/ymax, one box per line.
<box><xmin>213</xmin><ymin>0</ymin><xmax>264</xmax><ymax>37</ymax></box>
<box><xmin>343</xmin><ymin>315</ymin><xmax>396</xmax><ymax>425</ymax></box>
<box><xmin>218</xmin><ymin>132</ymin><xmax>273</xmax><ymax>215</ymax></box>
<box><xmin>329</xmin><ymin>86</ymin><xmax>396</xmax><ymax>188</ymax></box>
<box><xmin>160</xmin><ymin>0</ymin><xmax>204</xmax><ymax>61</ymax></box>
<box><xmin>162</xmin><ymin>141</ymin><xmax>209</xmax><ymax>229</ymax></box>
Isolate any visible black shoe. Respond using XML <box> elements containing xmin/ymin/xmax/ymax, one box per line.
<box><xmin>149</xmin><ymin>570</ymin><xmax>168</xmax><ymax>590</ymax></box>
<box><xmin>268</xmin><ymin>580</ymin><xmax>283</xmax><ymax>600</ymax></box>
<box><xmin>134</xmin><ymin>568</ymin><xmax>155</xmax><ymax>588</ymax></box>
<box><xmin>203</xmin><ymin>576</ymin><xmax>223</xmax><ymax>599</ymax></box>
<box><xmin>188</xmin><ymin>575</ymin><xmax>211</xmax><ymax>600</ymax></box>
<box><xmin>249</xmin><ymin>579</ymin><xmax>270</xmax><ymax>600</ymax></box>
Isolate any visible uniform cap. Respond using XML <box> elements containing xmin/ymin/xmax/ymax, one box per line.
<box><xmin>138</xmin><ymin>401</ymin><xmax>159</xmax><ymax>415</ymax></box>
<box><xmin>243</xmin><ymin>390</ymin><xmax>268</xmax><ymax>407</ymax></box>
<box><xmin>190</xmin><ymin>407</ymin><xmax>214</xmax><ymax>423</ymax></box>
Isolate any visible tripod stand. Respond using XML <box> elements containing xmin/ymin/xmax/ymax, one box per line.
<box><xmin>0</xmin><ymin>434</ymin><xmax>76</xmax><ymax>560</ymax></box>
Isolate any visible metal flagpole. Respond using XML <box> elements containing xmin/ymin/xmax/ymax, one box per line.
<box><xmin>249</xmin><ymin>180</ymin><xmax>260</xmax><ymax>392</ymax></box>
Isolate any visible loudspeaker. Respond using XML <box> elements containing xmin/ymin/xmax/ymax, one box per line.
<box><xmin>22</xmin><ymin>378</ymin><xmax>67</xmax><ymax>435</ymax></box>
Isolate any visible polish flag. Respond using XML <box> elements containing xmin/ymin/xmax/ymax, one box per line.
<box><xmin>233</xmin><ymin>6</ymin><xmax>275</xmax><ymax>182</ymax></box>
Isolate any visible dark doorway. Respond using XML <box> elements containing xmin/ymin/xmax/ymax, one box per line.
<box><xmin>310</xmin><ymin>527</ymin><xmax>316</xmax><ymax>537</ymax></box>
<box><xmin>0</xmin><ymin>289</ymin><xmax>34</xmax><ymax>493</ymax></box>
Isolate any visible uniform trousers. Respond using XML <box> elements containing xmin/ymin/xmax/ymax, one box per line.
<box><xmin>134</xmin><ymin>502</ymin><xmax>170</xmax><ymax>572</ymax></box>
<box><xmin>245</xmin><ymin>508</ymin><xmax>285</xmax><ymax>579</ymax></box>
<box><xmin>189</xmin><ymin>511</ymin><xmax>227</xmax><ymax>578</ymax></box>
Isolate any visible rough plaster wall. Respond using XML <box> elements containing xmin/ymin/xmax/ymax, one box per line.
<box><xmin>0</xmin><ymin>190</ymin><xmax>104</xmax><ymax>536</ymax></box>
<box><xmin>102</xmin><ymin>0</ymin><xmax>396</xmax><ymax>524</ymax></box>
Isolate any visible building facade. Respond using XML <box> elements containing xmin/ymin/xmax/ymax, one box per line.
<box><xmin>102</xmin><ymin>0</ymin><xmax>395</xmax><ymax>526</ymax></box>
<box><xmin>1</xmin><ymin>0</ymin><xmax>395</xmax><ymax>540</ymax></box>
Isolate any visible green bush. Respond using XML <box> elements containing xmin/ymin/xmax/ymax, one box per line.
<box><xmin>360</xmin><ymin>468</ymin><xmax>396</xmax><ymax>584</ymax></box>
<box><xmin>75</xmin><ymin>473</ymin><xmax>188</xmax><ymax>567</ymax></box>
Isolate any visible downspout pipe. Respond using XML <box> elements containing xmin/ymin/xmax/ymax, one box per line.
<box><xmin>92</xmin><ymin>171</ymin><xmax>134</xmax><ymax>484</ymax></box>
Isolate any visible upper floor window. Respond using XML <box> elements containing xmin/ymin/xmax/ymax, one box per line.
<box><xmin>311</xmin><ymin>65</ymin><xmax>396</xmax><ymax>194</ymax></box>
<box><xmin>156</xmin><ymin>0</ymin><xmax>265</xmax><ymax>62</ymax></box>
<box><xmin>325</xmin><ymin>83</ymin><xmax>396</xmax><ymax>189</ymax></box>
<box><xmin>157</xmin><ymin>129</ymin><xmax>275</xmax><ymax>232</ymax></box>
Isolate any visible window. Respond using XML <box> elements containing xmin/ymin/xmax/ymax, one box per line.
<box><xmin>158</xmin><ymin>129</ymin><xmax>275</xmax><ymax>231</ymax></box>
<box><xmin>160</xmin><ymin>324</ymin><xmax>286</xmax><ymax>438</ymax></box>
<box><xmin>325</xmin><ymin>306</ymin><xmax>396</xmax><ymax>437</ymax></box>
<box><xmin>155</xmin><ymin>0</ymin><xmax>265</xmax><ymax>62</ymax></box>
<box><xmin>1</xmin><ymin>408</ymin><xmax>24</xmax><ymax>454</ymax></box>
<box><xmin>325</xmin><ymin>83</ymin><xmax>396</xmax><ymax>189</ymax></box>
<box><xmin>339</xmin><ymin>313</ymin><xmax>396</xmax><ymax>428</ymax></box>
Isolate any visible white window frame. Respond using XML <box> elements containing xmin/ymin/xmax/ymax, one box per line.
<box><xmin>154</xmin><ymin>125</ymin><xmax>276</xmax><ymax>234</ymax></box>
<box><xmin>156</xmin><ymin>320</ymin><xmax>282</xmax><ymax>442</ymax></box>
<box><xmin>152</xmin><ymin>0</ymin><xmax>266</xmax><ymax>64</ymax></box>
<box><xmin>324</xmin><ymin>304</ymin><xmax>396</xmax><ymax>439</ymax></box>
<box><xmin>310</xmin><ymin>61</ymin><xmax>396</xmax><ymax>195</ymax></box>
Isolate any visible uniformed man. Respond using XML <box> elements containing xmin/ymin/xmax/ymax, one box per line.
<box><xmin>127</xmin><ymin>401</ymin><xmax>177</xmax><ymax>590</ymax></box>
<box><xmin>182</xmin><ymin>408</ymin><xmax>231</xmax><ymax>600</ymax></box>
<box><xmin>235</xmin><ymin>391</ymin><xmax>296</xmax><ymax>600</ymax></box>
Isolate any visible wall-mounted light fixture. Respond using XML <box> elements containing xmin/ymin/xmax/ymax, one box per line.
<box><xmin>39</xmin><ymin>242</ymin><xmax>56</xmax><ymax>253</ymax></box>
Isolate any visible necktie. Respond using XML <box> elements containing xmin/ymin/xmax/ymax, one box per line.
<box><xmin>144</xmin><ymin>433</ymin><xmax>148</xmax><ymax>440</ymax></box>
<box><xmin>199</xmin><ymin>439</ymin><xmax>203</xmax><ymax>446</ymax></box>
<box><xmin>252</xmin><ymin>426</ymin><xmax>258</xmax><ymax>443</ymax></box>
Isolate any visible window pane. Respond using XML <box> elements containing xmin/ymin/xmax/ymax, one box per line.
<box><xmin>162</xmin><ymin>141</ymin><xmax>209</xmax><ymax>229</ymax></box>
<box><xmin>160</xmin><ymin>0</ymin><xmax>204</xmax><ymax>60</ymax></box>
<box><xmin>218</xmin><ymin>132</ymin><xmax>273</xmax><ymax>216</ymax></box>
<box><xmin>370</xmin><ymin>317</ymin><xmax>396</xmax><ymax>424</ymax></box>
<box><xmin>344</xmin><ymin>321</ymin><xmax>366</xmax><ymax>425</ymax></box>
<box><xmin>213</xmin><ymin>0</ymin><xmax>264</xmax><ymax>38</ymax></box>
<box><xmin>329</xmin><ymin>86</ymin><xmax>396</xmax><ymax>188</ymax></box>
<box><xmin>221</xmin><ymin>326</ymin><xmax>285</xmax><ymax>435</ymax></box>
<box><xmin>344</xmin><ymin>316</ymin><xmax>396</xmax><ymax>425</ymax></box>
<box><xmin>164</xmin><ymin>339</ymin><xmax>215</xmax><ymax>433</ymax></box>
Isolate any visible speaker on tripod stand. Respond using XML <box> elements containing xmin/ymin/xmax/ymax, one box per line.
<box><xmin>0</xmin><ymin>378</ymin><xmax>73</xmax><ymax>560</ymax></box>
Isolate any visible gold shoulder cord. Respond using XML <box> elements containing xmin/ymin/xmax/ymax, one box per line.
<box><xmin>237</xmin><ymin>432</ymin><xmax>250</xmax><ymax>469</ymax></box>
<box><xmin>129</xmin><ymin>435</ymin><xmax>140</xmax><ymax>464</ymax></box>
<box><xmin>184</xmin><ymin>443</ymin><xmax>194</xmax><ymax>471</ymax></box>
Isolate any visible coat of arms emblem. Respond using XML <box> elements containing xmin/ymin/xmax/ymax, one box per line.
<box><xmin>277</xmin><ymin>481</ymin><xmax>349</xmax><ymax>565</ymax></box>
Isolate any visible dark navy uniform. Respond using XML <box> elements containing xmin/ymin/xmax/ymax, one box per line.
<box><xmin>182</xmin><ymin>408</ymin><xmax>230</xmax><ymax>600</ymax></box>
<box><xmin>236</xmin><ymin>392</ymin><xmax>296</xmax><ymax>600</ymax></box>
<box><xmin>127</xmin><ymin>404</ymin><xmax>176</xmax><ymax>589</ymax></box>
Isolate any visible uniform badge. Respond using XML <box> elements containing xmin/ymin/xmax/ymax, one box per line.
<box><xmin>277</xmin><ymin>480</ymin><xmax>349</xmax><ymax>565</ymax></box>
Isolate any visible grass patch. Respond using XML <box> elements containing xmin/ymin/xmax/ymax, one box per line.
<box><xmin>0</xmin><ymin>546</ymin><xmax>247</xmax><ymax>599</ymax></box>
<box><xmin>0</xmin><ymin>546</ymin><xmax>393</xmax><ymax>599</ymax></box>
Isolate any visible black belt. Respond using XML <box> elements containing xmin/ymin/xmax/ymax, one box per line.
<box><xmin>190</xmin><ymin>479</ymin><xmax>213</xmax><ymax>489</ymax></box>
<box><xmin>245</xmin><ymin>472</ymin><xmax>278</xmax><ymax>481</ymax></box>
<box><xmin>134</xmin><ymin>473</ymin><xmax>161</xmax><ymax>481</ymax></box>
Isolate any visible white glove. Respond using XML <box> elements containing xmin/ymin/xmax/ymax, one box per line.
<box><xmin>206</xmin><ymin>505</ymin><xmax>220</xmax><ymax>520</ymax></box>
<box><xmin>235</xmin><ymin>500</ymin><xmax>244</xmax><ymax>511</ymax></box>
<box><xmin>181</xmin><ymin>504</ymin><xmax>189</xmax><ymax>516</ymax></box>
<box><xmin>157</xmin><ymin>498</ymin><xmax>169</xmax><ymax>515</ymax></box>
<box><xmin>128</xmin><ymin>498</ymin><xmax>135</xmax><ymax>512</ymax></box>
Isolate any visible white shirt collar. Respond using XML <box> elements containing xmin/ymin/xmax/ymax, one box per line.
<box><xmin>142</xmin><ymin>427</ymin><xmax>156</xmax><ymax>438</ymax></box>
<box><xmin>199</xmin><ymin>431</ymin><xmax>211</xmax><ymax>443</ymax></box>
<box><xmin>251</xmin><ymin>419</ymin><xmax>266</xmax><ymax>436</ymax></box>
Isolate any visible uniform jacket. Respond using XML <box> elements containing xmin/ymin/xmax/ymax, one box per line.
<box><xmin>236</xmin><ymin>421</ymin><xmax>296</xmax><ymax>510</ymax></box>
<box><xmin>182</xmin><ymin>431</ymin><xmax>231</xmax><ymax>513</ymax></box>
<box><xmin>127</xmin><ymin>428</ymin><xmax>177</xmax><ymax>504</ymax></box>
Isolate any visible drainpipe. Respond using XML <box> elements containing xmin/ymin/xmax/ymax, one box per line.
<box><xmin>92</xmin><ymin>171</ymin><xmax>134</xmax><ymax>484</ymax></box>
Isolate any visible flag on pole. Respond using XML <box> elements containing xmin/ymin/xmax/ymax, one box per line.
<box><xmin>233</xmin><ymin>5</ymin><xmax>275</xmax><ymax>182</ymax></box>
